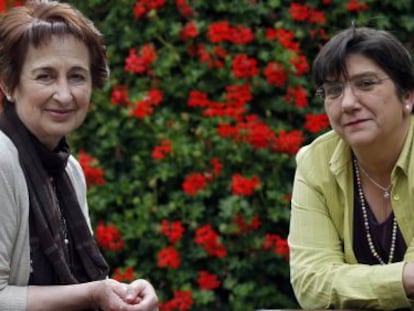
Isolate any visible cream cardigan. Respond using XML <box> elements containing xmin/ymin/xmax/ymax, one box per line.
<box><xmin>0</xmin><ymin>131</ymin><xmax>91</xmax><ymax>311</ymax></box>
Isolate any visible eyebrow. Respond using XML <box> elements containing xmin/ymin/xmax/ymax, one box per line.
<box><xmin>325</xmin><ymin>71</ymin><xmax>381</xmax><ymax>84</ymax></box>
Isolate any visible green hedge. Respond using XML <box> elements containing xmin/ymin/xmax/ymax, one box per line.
<box><xmin>62</xmin><ymin>0</ymin><xmax>414</xmax><ymax>310</ymax></box>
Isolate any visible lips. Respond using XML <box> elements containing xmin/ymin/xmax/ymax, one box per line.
<box><xmin>344</xmin><ymin>118</ymin><xmax>369</xmax><ymax>127</ymax></box>
<box><xmin>45</xmin><ymin>108</ymin><xmax>75</xmax><ymax>120</ymax></box>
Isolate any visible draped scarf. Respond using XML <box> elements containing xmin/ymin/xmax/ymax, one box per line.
<box><xmin>0</xmin><ymin>103</ymin><xmax>109</xmax><ymax>286</ymax></box>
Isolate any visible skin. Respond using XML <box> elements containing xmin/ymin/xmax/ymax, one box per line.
<box><xmin>6</xmin><ymin>35</ymin><xmax>158</xmax><ymax>310</ymax></box>
<box><xmin>11</xmin><ymin>35</ymin><xmax>92</xmax><ymax>150</ymax></box>
<box><xmin>324</xmin><ymin>53</ymin><xmax>414</xmax><ymax>298</ymax></box>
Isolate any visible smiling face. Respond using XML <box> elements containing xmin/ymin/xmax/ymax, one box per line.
<box><xmin>11</xmin><ymin>35</ymin><xmax>92</xmax><ymax>149</ymax></box>
<box><xmin>324</xmin><ymin>53</ymin><xmax>414</xmax><ymax>150</ymax></box>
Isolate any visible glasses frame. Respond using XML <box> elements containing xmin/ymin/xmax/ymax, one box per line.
<box><xmin>316</xmin><ymin>76</ymin><xmax>391</xmax><ymax>102</ymax></box>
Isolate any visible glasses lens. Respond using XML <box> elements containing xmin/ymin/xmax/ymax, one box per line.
<box><xmin>324</xmin><ymin>83</ymin><xmax>343</xmax><ymax>100</ymax></box>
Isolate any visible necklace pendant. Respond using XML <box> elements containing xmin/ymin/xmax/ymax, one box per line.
<box><xmin>384</xmin><ymin>191</ymin><xmax>390</xmax><ymax>199</ymax></box>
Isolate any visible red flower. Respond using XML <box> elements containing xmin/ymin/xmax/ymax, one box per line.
<box><xmin>159</xmin><ymin>291</ymin><xmax>193</xmax><ymax>311</ymax></box>
<box><xmin>263</xmin><ymin>62</ymin><xmax>287</xmax><ymax>88</ymax></box>
<box><xmin>124</xmin><ymin>44</ymin><xmax>156</xmax><ymax>75</ymax></box>
<box><xmin>289</xmin><ymin>3</ymin><xmax>310</xmax><ymax>22</ymax></box>
<box><xmin>111</xmin><ymin>85</ymin><xmax>130</xmax><ymax>106</ymax></box>
<box><xmin>175</xmin><ymin>0</ymin><xmax>193</xmax><ymax>18</ymax></box>
<box><xmin>263</xmin><ymin>234</ymin><xmax>289</xmax><ymax>260</ymax></box>
<box><xmin>207</xmin><ymin>21</ymin><xmax>232</xmax><ymax>43</ymax></box>
<box><xmin>284</xmin><ymin>85</ymin><xmax>308</xmax><ymax>108</ymax></box>
<box><xmin>180</xmin><ymin>21</ymin><xmax>198</xmax><ymax>41</ymax></box>
<box><xmin>346</xmin><ymin>0</ymin><xmax>368</xmax><ymax>12</ymax></box>
<box><xmin>289</xmin><ymin>55</ymin><xmax>310</xmax><ymax>76</ymax></box>
<box><xmin>231</xmin><ymin>174</ymin><xmax>260</xmax><ymax>196</ymax></box>
<box><xmin>113</xmin><ymin>267</ymin><xmax>135</xmax><ymax>282</ymax></box>
<box><xmin>151</xmin><ymin>140</ymin><xmax>173</xmax><ymax>161</ymax></box>
<box><xmin>78</xmin><ymin>150</ymin><xmax>105</xmax><ymax>187</ymax></box>
<box><xmin>133</xmin><ymin>0</ymin><xmax>166</xmax><ymax>19</ymax></box>
<box><xmin>265</xmin><ymin>28</ymin><xmax>299</xmax><ymax>52</ymax></box>
<box><xmin>95</xmin><ymin>221</ymin><xmax>125</xmax><ymax>251</ymax></box>
<box><xmin>160</xmin><ymin>219</ymin><xmax>185</xmax><ymax>244</ymax></box>
<box><xmin>182</xmin><ymin>173</ymin><xmax>207</xmax><ymax>196</ymax></box>
<box><xmin>194</xmin><ymin>225</ymin><xmax>227</xmax><ymax>258</ymax></box>
<box><xmin>304</xmin><ymin>113</ymin><xmax>330</xmax><ymax>133</ymax></box>
<box><xmin>232</xmin><ymin>54</ymin><xmax>259</xmax><ymax>78</ymax></box>
<box><xmin>273</xmin><ymin>130</ymin><xmax>304</xmax><ymax>156</ymax></box>
<box><xmin>197</xmin><ymin>271</ymin><xmax>221</xmax><ymax>290</ymax></box>
<box><xmin>229</xmin><ymin>24</ymin><xmax>255</xmax><ymax>45</ymax></box>
<box><xmin>130</xmin><ymin>89</ymin><xmax>163</xmax><ymax>119</ymax></box>
<box><xmin>210</xmin><ymin>157</ymin><xmax>223</xmax><ymax>177</ymax></box>
<box><xmin>157</xmin><ymin>246</ymin><xmax>181</xmax><ymax>269</ymax></box>
<box><xmin>308</xmin><ymin>9</ymin><xmax>326</xmax><ymax>24</ymax></box>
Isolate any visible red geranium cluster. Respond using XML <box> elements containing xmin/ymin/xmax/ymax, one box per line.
<box><xmin>232</xmin><ymin>54</ymin><xmax>259</xmax><ymax>78</ymax></box>
<box><xmin>207</xmin><ymin>21</ymin><xmax>254</xmax><ymax>45</ymax></box>
<box><xmin>160</xmin><ymin>219</ymin><xmax>185</xmax><ymax>244</ymax></box>
<box><xmin>182</xmin><ymin>172</ymin><xmax>207</xmax><ymax>196</ymax></box>
<box><xmin>95</xmin><ymin>221</ymin><xmax>125</xmax><ymax>251</ymax></box>
<box><xmin>157</xmin><ymin>246</ymin><xmax>180</xmax><ymax>269</ymax></box>
<box><xmin>159</xmin><ymin>290</ymin><xmax>193</xmax><ymax>311</ymax></box>
<box><xmin>77</xmin><ymin>150</ymin><xmax>105</xmax><ymax>188</ymax></box>
<box><xmin>263</xmin><ymin>62</ymin><xmax>287</xmax><ymax>88</ymax></box>
<box><xmin>231</xmin><ymin>174</ymin><xmax>260</xmax><ymax>196</ymax></box>
<box><xmin>130</xmin><ymin>89</ymin><xmax>163</xmax><ymax>119</ymax></box>
<box><xmin>262</xmin><ymin>234</ymin><xmax>289</xmax><ymax>261</ymax></box>
<box><xmin>346</xmin><ymin>0</ymin><xmax>368</xmax><ymax>12</ymax></box>
<box><xmin>188</xmin><ymin>84</ymin><xmax>252</xmax><ymax>120</ymax></box>
<box><xmin>151</xmin><ymin>140</ymin><xmax>173</xmax><ymax>161</ymax></box>
<box><xmin>197</xmin><ymin>270</ymin><xmax>221</xmax><ymax>290</ymax></box>
<box><xmin>273</xmin><ymin>130</ymin><xmax>304</xmax><ymax>156</ymax></box>
<box><xmin>110</xmin><ymin>85</ymin><xmax>130</xmax><ymax>107</ymax></box>
<box><xmin>304</xmin><ymin>113</ymin><xmax>330</xmax><ymax>133</ymax></box>
<box><xmin>180</xmin><ymin>21</ymin><xmax>198</xmax><ymax>41</ymax></box>
<box><xmin>187</xmin><ymin>44</ymin><xmax>227</xmax><ymax>69</ymax></box>
<box><xmin>181</xmin><ymin>157</ymin><xmax>223</xmax><ymax>196</ymax></box>
<box><xmin>194</xmin><ymin>224</ymin><xmax>227</xmax><ymax>258</ymax></box>
<box><xmin>124</xmin><ymin>44</ymin><xmax>157</xmax><ymax>75</ymax></box>
<box><xmin>289</xmin><ymin>3</ymin><xmax>326</xmax><ymax>24</ymax></box>
<box><xmin>133</xmin><ymin>0</ymin><xmax>166</xmax><ymax>19</ymax></box>
<box><xmin>112</xmin><ymin>267</ymin><xmax>135</xmax><ymax>282</ymax></box>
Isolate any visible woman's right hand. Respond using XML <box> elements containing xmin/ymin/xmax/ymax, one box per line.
<box><xmin>92</xmin><ymin>278</ymin><xmax>157</xmax><ymax>311</ymax></box>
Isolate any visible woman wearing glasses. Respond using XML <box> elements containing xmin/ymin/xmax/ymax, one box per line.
<box><xmin>288</xmin><ymin>27</ymin><xmax>414</xmax><ymax>309</ymax></box>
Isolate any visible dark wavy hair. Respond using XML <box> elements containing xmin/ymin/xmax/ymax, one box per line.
<box><xmin>313</xmin><ymin>27</ymin><xmax>414</xmax><ymax>99</ymax></box>
<box><xmin>0</xmin><ymin>1</ymin><xmax>109</xmax><ymax>95</ymax></box>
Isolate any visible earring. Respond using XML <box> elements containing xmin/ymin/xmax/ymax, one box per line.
<box><xmin>406</xmin><ymin>104</ymin><xmax>411</xmax><ymax>111</ymax></box>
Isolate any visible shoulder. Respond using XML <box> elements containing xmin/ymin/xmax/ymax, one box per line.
<box><xmin>0</xmin><ymin>131</ymin><xmax>25</xmax><ymax>183</ymax></box>
<box><xmin>296</xmin><ymin>130</ymin><xmax>341</xmax><ymax>166</ymax></box>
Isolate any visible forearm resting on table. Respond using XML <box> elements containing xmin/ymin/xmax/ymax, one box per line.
<box><xmin>403</xmin><ymin>262</ymin><xmax>414</xmax><ymax>298</ymax></box>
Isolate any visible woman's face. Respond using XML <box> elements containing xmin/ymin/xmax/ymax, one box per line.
<box><xmin>11</xmin><ymin>34</ymin><xmax>92</xmax><ymax>149</ymax></box>
<box><xmin>323</xmin><ymin>53</ymin><xmax>414</xmax><ymax>149</ymax></box>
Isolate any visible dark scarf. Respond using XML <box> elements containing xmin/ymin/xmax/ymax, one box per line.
<box><xmin>0</xmin><ymin>103</ymin><xmax>109</xmax><ymax>285</ymax></box>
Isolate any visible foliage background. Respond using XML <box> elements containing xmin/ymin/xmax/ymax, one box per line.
<box><xmin>51</xmin><ymin>0</ymin><xmax>414</xmax><ymax>310</ymax></box>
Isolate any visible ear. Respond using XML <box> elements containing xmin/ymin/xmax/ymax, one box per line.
<box><xmin>402</xmin><ymin>90</ymin><xmax>414</xmax><ymax>115</ymax></box>
<box><xmin>0</xmin><ymin>80</ymin><xmax>12</xmax><ymax>102</ymax></box>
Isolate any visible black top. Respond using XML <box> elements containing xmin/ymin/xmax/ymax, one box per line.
<box><xmin>353</xmin><ymin>172</ymin><xmax>406</xmax><ymax>265</ymax></box>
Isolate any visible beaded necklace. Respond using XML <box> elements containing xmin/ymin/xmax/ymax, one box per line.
<box><xmin>353</xmin><ymin>157</ymin><xmax>397</xmax><ymax>265</ymax></box>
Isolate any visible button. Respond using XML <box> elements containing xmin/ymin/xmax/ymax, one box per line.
<box><xmin>393</xmin><ymin>194</ymin><xmax>400</xmax><ymax>201</ymax></box>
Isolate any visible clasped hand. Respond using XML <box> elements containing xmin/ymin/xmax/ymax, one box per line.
<box><xmin>97</xmin><ymin>278</ymin><xmax>159</xmax><ymax>311</ymax></box>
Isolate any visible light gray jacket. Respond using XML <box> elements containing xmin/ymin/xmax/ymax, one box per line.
<box><xmin>0</xmin><ymin>130</ymin><xmax>91</xmax><ymax>310</ymax></box>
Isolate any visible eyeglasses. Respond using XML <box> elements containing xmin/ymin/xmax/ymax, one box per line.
<box><xmin>316</xmin><ymin>76</ymin><xmax>390</xmax><ymax>102</ymax></box>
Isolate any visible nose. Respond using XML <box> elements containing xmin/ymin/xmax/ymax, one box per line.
<box><xmin>52</xmin><ymin>79</ymin><xmax>73</xmax><ymax>104</ymax></box>
<box><xmin>340</xmin><ymin>83</ymin><xmax>359</xmax><ymax>112</ymax></box>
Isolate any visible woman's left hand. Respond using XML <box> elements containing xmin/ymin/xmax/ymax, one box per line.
<box><xmin>122</xmin><ymin>279</ymin><xmax>159</xmax><ymax>311</ymax></box>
